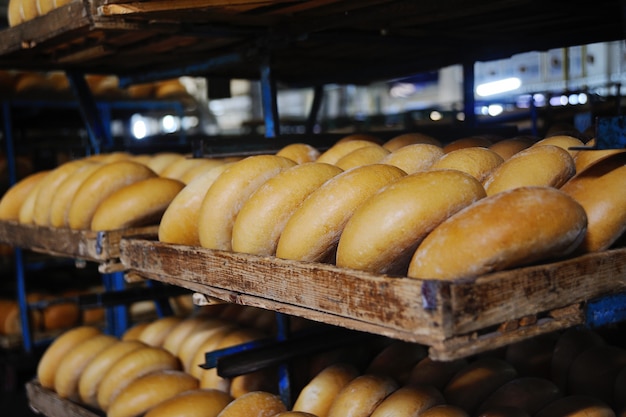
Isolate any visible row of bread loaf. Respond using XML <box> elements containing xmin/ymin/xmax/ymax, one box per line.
<box><xmin>156</xmin><ymin>131</ymin><xmax>625</xmax><ymax>281</ymax></box>
<box><xmin>0</xmin><ymin>151</ymin><xmax>236</xmax><ymax>231</ymax></box>
<box><xmin>35</xmin><ymin>309</ymin><xmax>626</xmax><ymax>417</ymax></box>
<box><xmin>0</xmin><ymin>70</ymin><xmax>189</xmax><ymax>100</ymax></box>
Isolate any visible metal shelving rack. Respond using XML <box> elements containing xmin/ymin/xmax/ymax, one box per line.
<box><xmin>0</xmin><ymin>0</ymin><xmax>624</xmax><ymax>410</ymax></box>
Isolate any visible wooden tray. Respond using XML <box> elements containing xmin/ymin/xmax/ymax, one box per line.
<box><xmin>0</xmin><ymin>221</ymin><xmax>157</xmax><ymax>272</ymax></box>
<box><xmin>120</xmin><ymin>237</ymin><xmax>626</xmax><ymax>360</ymax></box>
<box><xmin>26</xmin><ymin>380</ymin><xmax>103</xmax><ymax>417</ymax></box>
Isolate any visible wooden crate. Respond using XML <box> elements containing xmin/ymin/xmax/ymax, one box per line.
<box><xmin>119</xmin><ymin>237</ymin><xmax>626</xmax><ymax>360</ymax></box>
<box><xmin>0</xmin><ymin>221</ymin><xmax>157</xmax><ymax>272</ymax></box>
<box><xmin>26</xmin><ymin>380</ymin><xmax>102</xmax><ymax>417</ymax></box>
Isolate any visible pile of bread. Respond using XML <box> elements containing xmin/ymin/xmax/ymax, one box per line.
<box><xmin>157</xmin><ymin>131</ymin><xmax>624</xmax><ymax>281</ymax></box>
<box><xmin>0</xmin><ymin>150</ymin><xmax>230</xmax><ymax>231</ymax></box>
<box><xmin>35</xmin><ymin>305</ymin><xmax>626</xmax><ymax>417</ymax></box>
<box><xmin>0</xmin><ymin>70</ymin><xmax>189</xmax><ymax>100</ymax></box>
<box><xmin>1</xmin><ymin>130</ymin><xmax>624</xmax><ymax>280</ymax></box>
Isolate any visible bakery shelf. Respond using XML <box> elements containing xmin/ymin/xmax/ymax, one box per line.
<box><xmin>119</xmin><ymin>237</ymin><xmax>626</xmax><ymax>361</ymax></box>
<box><xmin>0</xmin><ymin>220</ymin><xmax>157</xmax><ymax>273</ymax></box>
<box><xmin>26</xmin><ymin>380</ymin><xmax>102</xmax><ymax>417</ymax></box>
<box><xmin>0</xmin><ymin>0</ymin><xmax>623</xmax><ymax>85</ymax></box>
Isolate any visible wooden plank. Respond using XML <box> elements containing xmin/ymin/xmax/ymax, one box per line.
<box><xmin>0</xmin><ymin>221</ymin><xmax>157</xmax><ymax>262</ymax></box>
<box><xmin>26</xmin><ymin>380</ymin><xmax>102</xmax><ymax>417</ymax></box>
<box><xmin>97</xmin><ymin>0</ymin><xmax>295</xmax><ymax>16</ymax></box>
<box><xmin>119</xmin><ymin>238</ymin><xmax>451</xmax><ymax>341</ymax></box>
<box><xmin>449</xmin><ymin>248</ymin><xmax>626</xmax><ymax>334</ymax></box>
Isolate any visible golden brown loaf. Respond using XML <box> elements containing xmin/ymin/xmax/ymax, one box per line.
<box><xmin>107</xmin><ymin>370</ymin><xmax>199</xmax><ymax>417</ymax></box>
<box><xmin>49</xmin><ymin>162</ymin><xmax>103</xmax><ymax>228</ymax></box>
<box><xmin>317</xmin><ymin>139</ymin><xmax>381</xmax><ymax>165</ymax></box>
<box><xmin>0</xmin><ymin>170</ymin><xmax>50</xmax><ymax>221</ymax></box>
<box><xmin>370</xmin><ymin>385</ymin><xmax>445</xmax><ymax>417</ymax></box>
<box><xmin>276</xmin><ymin>164</ymin><xmax>406</xmax><ymax>263</ymax></box>
<box><xmin>532</xmin><ymin>135</ymin><xmax>584</xmax><ymax>157</ymax></box>
<box><xmin>560</xmin><ymin>152</ymin><xmax>626</xmax><ymax>253</ymax></box>
<box><xmin>336</xmin><ymin>169</ymin><xmax>486</xmax><ymax>274</ymax></box>
<box><xmin>276</xmin><ymin>143</ymin><xmax>321</xmax><ymax>164</ymax></box>
<box><xmin>534</xmin><ymin>395</ymin><xmax>616</xmax><ymax>417</ymax></box>
<box><xmin>143</xmin><ymin>388</ymin><xmax>233</xmax><ymax>417</ymax></box>
<box><xmin>137</xmin><ymin>316</ymin><xmax>183</xmax><ymax>348</ymax></box>
<box><xmin>326</xmin><ymin>374</ymin><xmax>398</xmax><ymax>417</ymax></box>
<box><xmin>408</xmin><ymin>186</ymin><xmax>587</xmax><ymax>280</ymax></box>
<box><xmin>334</xmin><ymin>145</ymin><xmax>390</xmax><ymax>170</ymax></box>
<box><xmin>488</xmin><ymin>137</ymin><xmax>534</xmax><ymax>160</ymax></box>
<box><xmin>37</xmin><ymin>326</ymin><xmax>102</xmax><ymax>389</ymax></box>
<box><xmin>429</xmin><ymin>147</ymin><xmax>504</xmax><ymax>182</ymax></box>
<box><xmin>477</xmin><ymin>377</ymin><xmax>562</xmax><ymax>415</ymax></box>
<box><xmin>380</xmin><ymin>143</ymin><xmax>444</xmax><ymax>174</ymax></box>
<box><xmin>198</xmin><ymin>155</ymin><xmax>297</xmax><ymax>250</ymax></box>
<box><xmin>382</xmin><ymin>132</ymin><xmax>442</xmax><ymax>151</ymax></box>
<box><xmin>78</xmin><ymin>340</ymin><xmax>146</xmax><ymax>407</ymax></box>
<box><xmin>443</xmin><ymin>136</ymin><xmax>493</xmax><ymax>153</ymax></box>
<box><xmin>292</xmin><ymin>363</ymin><xmax>359</xmax><ymax>417</ymax></box>
<box><xmin>159</xmin><ymin>163</ymin><xmax>232</xmax><ymax>246</ymax></box>
<box><xmin>216</xmin><ymin>391</ymin><xmax>287</xmax><ymax>417</ymax></box>
<box><xmin>483</xmin><ymin>145</ymin><xmax>575</xmax><ymax>196</ymax></box>
<box><xmin>232</xmin><ymin>162</ymin><xmax>343</xmax><ymax>256</ymax></box>
<box><xmin>67</xmin><ymin>160</ymin><xmax>157</xmax><ymax>230</ymax></box>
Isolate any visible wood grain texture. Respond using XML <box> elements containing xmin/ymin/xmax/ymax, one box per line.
<box><xmin>120</xmin><ymin>237</ymin><xmax>626</xmax><ymax>360</ymax></box>
<box><xmin>27</xmin><ymin>380</ymin><xmax>101</xmax><ymax>417</ymax></box>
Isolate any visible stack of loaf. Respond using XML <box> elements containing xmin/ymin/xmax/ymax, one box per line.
<box><xmin>35</xmin><ymin>320</ymin><xmax>626</xmax><ymax>416</ymax></box>
<box><xmin>154</xmin><ymin>130</ymin><xmax>624</xmax><ymax>281</ymax></box>
<box><xmin>0</xmin><ymin>151</ymin><xmax>242</xmax><ymax>232</ymax></box>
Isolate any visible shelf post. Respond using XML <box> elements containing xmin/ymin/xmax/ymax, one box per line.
<box><xmin>2</xmin><ymin>101</ymin><xmax>34</xmax><ymax>352</ymax></box>
<box><xmin>306</xmin><ymin>85</ymin><xmax>324</xmax><ymax>135</ymax></box>
<box><xmin>65</xmin><ymin>71</ymin><xmax>109</xmax><ymax>155</ymax></box>
<box><xmin>463</xmin><ymin>62</ymin><xmax>476</xmax><ymax>127</ymax></box>
<box><xmin>102</xmin><ymin>271</ymin><xmax>129</xmax><ymax>338</ymax></box>
<box><xmin>260</xmin><ymin>58</ymin><xmax>279</xmax><ymax>138</ymax></box>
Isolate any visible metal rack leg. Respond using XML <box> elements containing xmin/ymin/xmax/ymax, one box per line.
<box><xmin>144</xmin><ymin>280</ymin><xmax>174</xmax><ymax>318</ymax></box>
<box><xmin>102</xmin><ymin>272</ymin><xmax>129</xmax><ymax>338</ymax></box>
<box><xmin>65</xmin><ymin>70</ymin><xmax>109</xmax><ymax>155</ymax></box>
<box><xmin>275</xmin><ymin>312</ymin><xmax>292</xmax><ymax>408</ymax></box>
<box><xmin>463</xmin><ymin>62</ymin><xmax>476</xmax><ymax>127</ymax></box>
<box><xmin>260</xmin><ymin>59</ymin><xmax>279</xmax><ymax>138</ymax></box>
<box><xmin>306</xmin><ymin>85</ymin><xmax>324</xmax><ymax>135</ymax></box>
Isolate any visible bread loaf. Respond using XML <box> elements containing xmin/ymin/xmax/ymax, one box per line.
<box><xmin>443</xmin><ymin>357</ymin><xmax>517</xmax><ymax>414</ymax></box>
<box><xmin>146</xmin><ymin>152</ymin><xmax>186</xmax><ymax>175</ymax></box>
<box><xmin>159</xmin><ymin>163</ymin><xmax>232</xmax><ymax>246</ymax></box>
<box><xmin>477</xmin><ymin>377</ymin><xmax>562</xmax><ymax>415</ymax></box>
<box><xmin>534</xmin><ymin>395</ymin><xmax>616</xmax><ymax>417</ymax></box>
<box><xmin>317</xmin><ymin>139</ymin><xmax>381</xmax><ymax>165</ymax></box>
<box><xmin>560</xmin><ymin>152</ymin><xmax>626</xmax><ymax>252</ymax></box>
<box><xmin>292</xmin><ymin>363</ymin><xmax>359</xmax><ymax>417</ymax></box>
<box><xmin>7</xmin><ymin>0</ymin><xmax>22</xmax><ymax>26</ymax></box>
<box><xmin>327</xmin><ymin>374</ymin><xmax>398</xmax><ymax>417</ymax></box>
<box><xmin>567</xmin><ymin>345</ymin><xmax>626</xmax><ymax>406</ymax></box>
<box><xmin>78</xmin><ymin>340</ymin><xmax>146</xmax><ymax>407</ymax></box>
<box><xmin>0</xmin><ymin>170</ymin><xmax>49</xmax><ymax>220</ymax></box>
<box><xmin>365</xmin><ymin>341</ymin><xmax>427</xmax><ymax>384</ymax></box>
<box><xmin>489</xmin><ymin>137</ymin><xmax>534</xmax><ymax>160</ymax></box>
<box><xmin>407</xmin><ymin>357</ymin><xmax>468</xmax><ymax>391</ymax></box>
<box><xmin>382</xmin><ymin>132</ymin><xmax>442</xmax><ymax>151</ymax></box>
<box><xmin>122</xmin><ymin>322</ymin><xmax>150</xmax><ymax>341</ymax></box>
<box><xmin>409</xmin><ymin>187</ymin><xmax>587</xmax><ymax>280</ymax></box>
<box><xmin>143</xmin><ymin>388</ymin><xmax>233</xmax><ymax>417</ymax></box>
<box><xmin>337</xmin><ymin>169</ymin><xmax>485</xmax><ymax>274</ymax></box>
<box><xmin>574</xmin><ymin>149</ymin><xmax>625</xmax><ymax>173</ymax></box>
<box><xmin>33</xmin><ymin>160</ymin><xmax>89</xmax><ymax>226</ymax></box>
<box><xmin>476</xmin><ymin>406</ymin><xmax>531</xmax><ymax>417</ymax></box>
<box><xmin>216</xmin><ymin>391</ymin><xmax>287</xmax><ymax>417</ymax></box>
<box><xmin>90</xmin><ymin>177</ymin><xmax>184</xmax><ymax>230</ymax></box>
<box><xmin>178</xmin><ymin>323</ymin><xmax>236</xmax><ymax>373</ymax></box>
<box><xmin>179</xmin><ymin>159</ymin><xmax>230</xmax><ymax>184</ymax></box>
<box><xmin>483</xmin><ymin>145</ymin><xmax>575</xmax><ymax>196</ymax></box>
<box><xmin>37</xmin><ymin>326</ymin><xmax>101</xmax><ymax>389</ymax></box>
<box><xmin>420</xmin><ymin>405</ymin><xmax>470</xmax><ymax>417</ymax></box>
<box><xmin>68</xmin><ymin>160</ymin><xmax>157</xmax><ymax>230</ymax></box>
<box><xmin>277</xmin><ymin>164</ymin><xmax>406</xmax><ymax>262</ymax></box>
<box><xmin>137</xmin><ymin>316</ymin><xmax>183</xmax><ymax>348</ymax></box>
<box><xmin>49</xmin><ymin>162</ymin><xmax>102</xmax><ymax>227</ymax></box>
<box><xmin>53</xmin><ymin>334</ymin><xmax>117</xmax><ymax>400</ymax></box>
<box><xmin>370</xmin><ymin>385</ymin><xmax>445</xmax><ymax>417</ymax></box>
<box><xmin>550</xmin><ymin>327</ymin><xmax>605</xmax><ymax>392</ymax></box>
<box><xmin>380</xmin><ymin>143</ymin><xmax>444</xmax><ymax>174</ymax></box>
<box><xmin>107</xmin><ymin>370</ymin><xmax>199</xmax><ymax>417</ymax></box>
<box><xmin>335</xmin><ymin>145</ymin><xmax>390</xmax><ymax>170</ymax></box>
<box><xmin>97</xmin><ymin>346</ymin><xmax>181</xmax><ymax>411</ymax></box>
<box><xmin>198</xmin><ymin>155</ymin><xmax>297</xmax><ymax>250</ymax></box>
<box><xmin>429</xmin><ymin>147</ymin><xmax>504</xmax><ymax>182</ymax></box>
<box><xmin>160</xmin><ymin>157</ymin><xmax>213</xmax><ymax>181</ymax></box>
<box><xmin>276</xmin><ymin>143</ymin><xmax>320</xmax><ymax>164</ymax></box>
<box><xmin>232</xmin><ymin>162</ymin><xmax>342</xmax><ymax>256</ymax></box>
<box><xmin>162</xmin><ymin>317</ymin><xmax>212</xmax><ymax>356</ymax></box>
<box><xmin>443</xmin><ymin>136</ymin><xmax>493</xmax><ymax>153</ymax></box>
<box><xmin>533</xmin><ymin>135</ymin><xmax>584</xmax><ymax>157</ymax></box>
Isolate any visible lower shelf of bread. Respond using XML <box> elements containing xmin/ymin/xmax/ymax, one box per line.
<box><xmin>119</xmin><ymin>237</ymin><xmax>626</xmax><ymax>361</ymax></box>
<box><xmin>26</xmin><ymin>380</ymin><xmax>103</xmax><ymax>417</ymax></box>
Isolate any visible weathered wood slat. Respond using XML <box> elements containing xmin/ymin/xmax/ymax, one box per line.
<box><xmin>120</xmin><ymin>237</ymin><xmax>626</xmax><ymax>360</ymax></box>
<box><xmin>27</xmin><ymin>381</ymin><xmax>102</xmax><ymax>417</ymax></box>
<box><xmin>0</xmin><ymin>221</ymin><xmax>157</xmax><ymax>262</ymax></box>
<box><xmin>98</xmin><ymin>0</ymin><xmax>295</xmax><ymax>16</ymax></box>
